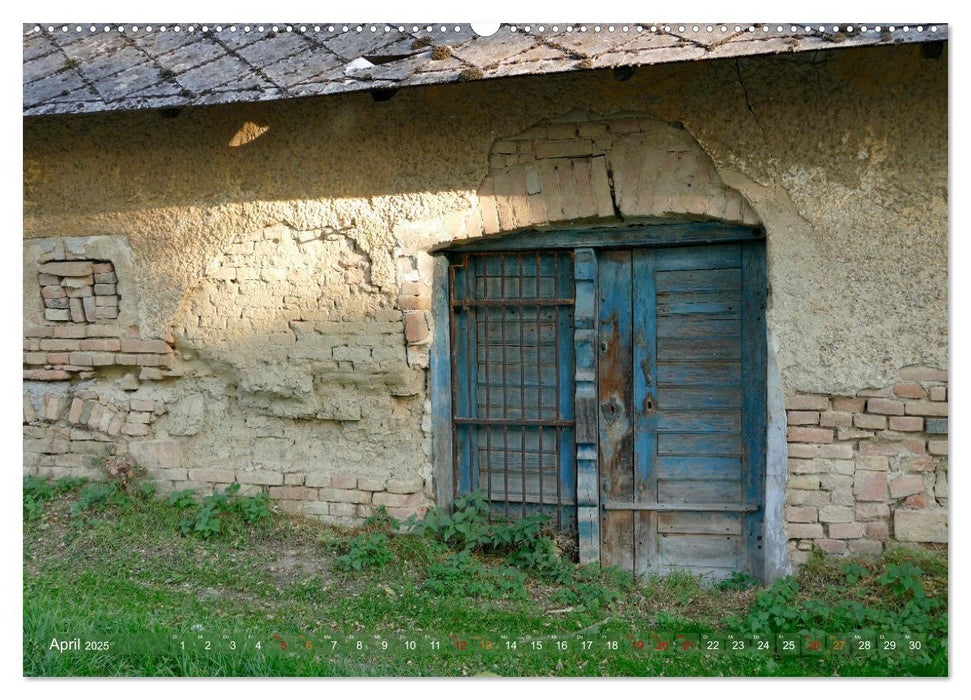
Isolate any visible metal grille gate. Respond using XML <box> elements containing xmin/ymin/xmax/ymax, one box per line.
<box><xmin>449</xmin><ymin>251</ymin><xmax>577</xmax><ymax>529</ymax></box>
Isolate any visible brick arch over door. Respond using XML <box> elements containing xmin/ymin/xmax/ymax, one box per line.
<box><xmin>474</xmin><ymin>112</ymin><xmax>762</xmax><ymax>235</ymax></box>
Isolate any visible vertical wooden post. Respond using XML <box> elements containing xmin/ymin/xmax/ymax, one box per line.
<box><xmin>431</xmin><ymin>255</ymin><xmax>454</xmax><ymax>512</ymax></box>
<box><xmin>741</xmin><ymin>242</ymin><xmax>768</xmax><ymax>578</ymax></box>
<box><xmin>574</xmin><ymin>248</ymin><xmax>600</xmax><ymax>564</ymax></box>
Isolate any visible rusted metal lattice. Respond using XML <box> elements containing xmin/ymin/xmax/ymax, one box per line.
<box><xmin>449</xmin><ymin>251</ymin><xmax>576</xmax><ymax>529</ymax></box>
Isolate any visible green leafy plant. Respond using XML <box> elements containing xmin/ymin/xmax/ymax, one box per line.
<box><xmin>362</xmin><ymin>506</ymin><xmax>400</xmax><ymax>532</ymax></box>
<box><xmin>176</xmin><ymin>484</ymin><xmax>271</xmax><ymax>538</ymax></box>
<box><xmin>23</xmin><ymin>475</ymin><xmax>89</xmax><ymax>521</ymax></box>
<box><xmin>335</xmin><ymin>532</ymin><xmax>394</xmax><ymax>572</ymax></box>
<box><xmin>179</xmin><ymin>484</ymin><xmax>238</xmax><ymax>538</ymax></box>
<box><xmin>840</xmin><ymin>561</ymin><xmax>869</xmax><ymax>586</ymax></box>
<box><xmin>70</xmin><ymin>482</ymin><xmax>128</xmax><ymax>518</ymax></box>
<box><xmin>166</xmin><ymin>489</ymin><xmax>198</xmax><ymax>509</ymax></box>
<box><xmin>715</xmin><ymin>571</ymin><xmax>762</xmax><ymax>592</ymax></box>
<box><xmin>236</xmin><ymin>491</ymin><xmax>270</xmax><ymax>525</ymax></box>
<box><xmin>423</xmin><ymin>550</ymin><xmax>527</xmax><ymax>600</ymax></box>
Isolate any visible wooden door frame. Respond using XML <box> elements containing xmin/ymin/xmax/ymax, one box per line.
<box><xmin>431</xmin><ymin>222</ymin><xmax>768</xmax><ymax>577</ymax></box>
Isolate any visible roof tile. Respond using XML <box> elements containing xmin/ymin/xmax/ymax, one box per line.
<box><xmin>23</xmin><ymin>23</ymin><xmax>948</xmax><ymax>117</ymax></box>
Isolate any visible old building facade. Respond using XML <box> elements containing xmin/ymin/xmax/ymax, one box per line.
<box><xmin>23</xmin><ymin>24</ymin><xmax>948</xmax><ymax>580</ymax></box>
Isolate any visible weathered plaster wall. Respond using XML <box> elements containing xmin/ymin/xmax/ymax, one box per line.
<box><xmin>24</xmin><ymin>45</ymin><xmax>947</xmax><ymax>544</ymax></box>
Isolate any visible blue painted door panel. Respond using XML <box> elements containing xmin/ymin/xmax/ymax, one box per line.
<box><xmin>598</xmin><ymin>242</ymin><xmax>766</xmax><ymax>581</ymax></box>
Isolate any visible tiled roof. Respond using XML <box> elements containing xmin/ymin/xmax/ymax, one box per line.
<box><xmin>23</xmin><ymin>22</ymin><xmax>947</xmax><ymax>116</ymax></box>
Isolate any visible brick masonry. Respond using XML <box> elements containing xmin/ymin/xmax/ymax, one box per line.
<box><xmin>38</xmin><ymin>259</ymin><xmax>119</xmax><ymax>323</ymax></box>
<box><xmin>785</xmin><ymin>368</ymin><xmax>948</xmax><ymax>567</ymax></box>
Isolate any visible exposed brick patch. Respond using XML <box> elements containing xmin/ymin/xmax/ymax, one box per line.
<box><xmin>38</xmin><ymin>259</ymin><xmax>119</xmax><ymax>323</ymax></box>
<box><xmin>784</xmin><ymin>374</ymin><xmax>948</xmax><ymax>564</ymax></box>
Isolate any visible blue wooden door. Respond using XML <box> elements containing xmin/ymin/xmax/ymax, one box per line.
<box><xmin>598</xmin><ymin>243</ymin><xmax>766</xmax><ymax>580</ymax></box>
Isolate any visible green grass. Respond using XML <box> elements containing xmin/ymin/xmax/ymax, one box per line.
<box><xmin>23</xmin><ymin>483</ymin><xmax>947</xmax><ymax>676</ymax></box>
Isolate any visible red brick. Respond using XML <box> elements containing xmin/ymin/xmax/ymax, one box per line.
<box><xmin>269</xmin><ymin>486</ymin><xmax>318</xmax><ymax>500</ymax></box>
<box><xmin>785</xmin><ymin>395</ymin><xmax>830</xmax><ymax>411</ymax></box>
<box><xmin>400</xmin><ymin>282</ymin><xmax>431</xmax><ymax>297</ymax></box>
<box><xmin>398</xmin><ymin>295</ymin><xmax>431</xmax><ymax>311</ymax></box>
<box><xmin>893</xmin><ymin>382</ymin><xmax>926</xmax><ymax>399</ymax></box>
<box><xmin>815</xmin><ymin>539</ymin><xmax>848</xmax><ymax>554</ymax></box>
<box><xmin>904</xmin><ymin>400</ymin><xmax>947</xmax><ymax>417</ymax></box>
<box><xmin>888</xmin><ymin>416</ymin><xmax>923</xmax><ymax>432</ymax></box>
<box><xmin>79</xmin><ymin>338</ymin><xmax>121</xmax><ymax>352</ymax></box>
<box><xmin>854</xmin><ymin>414</ymin><xmax>886</xmax><ymax>430</ymax></box>
<box><xmin>120</xmin><ymin>339</ymin><xmax>171</xmax><ymax>354</ymax></box>
<box><xmin>867</xmin><ymin>398</ymin><xmax>904</xmax><ymax>415</ymax></box>
<box><xmin>856</xmin><ymin>503</ymin><xmax>890</xmax><ymax>520</ymax></box>
<box><xmin>904</xmin><ymin>494</ymin><xmax>927</xmax><ymax>508</ymax></box>
<box><xmin>900</xmin><ymin>456</ymin><xmax>934</xmax><ymax>472</ymax></box>
<box><xmin>787</xmin><ymin>411</ymin><xmax>819</xmax><ymax>425</ymax></box>
<box><xmin>902</xmin><ymin>440</ymin><xmax>926</xmax><ymax>455</ymax></box>
<box><xmin>38</xmin><ymin>261</ymin><xmax>93</xmax><ymax>276</ymax></box>
<box><xmin>929</xmin><ymin>386</ymin><xmax>946</xmax><ymax>402</ymax></box>
<box><xmin>23</xmin><ymin>369</ymin><xmax>70</xmax><ymax>380</ymax></box>
<box><xmin>331</xmin><ymin>475</ymin><xmax>357</xmax><ymax>489</ymax></box>
<box><xmin>69</xmin><ymin>298</ymin><xmax>85</xmax><ymax>322</ymax></box>
<box><xmin>41</xmin><ymin>285</ymin><xmax>65</xmax><ymax>299</ymax></box>
<box><xmin>52</xmin><ymin>326</ymin><xmax>85</xmax><ymax>338</ymax></box>
<box><xmin>92</xmin><ymin>262</ymin><xmax>114</xmax><ymax>274</ymax></box>
<box><xmin>859</xmin><ymin>442</ymin><xmax>905</xmax><ymax>457</ymax></box>
<box><xmin>819</xmin><ymin>443</ymin><xmax>854</xmax><ymax>459</ymax></box>
<box><xmin>39</xmin><ymin>339</ymin><xmax>80</xmax><ymax>351</ymax></box>
<box><xmin>831</xmin><ymin>397</ymin><xmax>865</xmax><ymax>413</ymax></box>
<box><xmin>899</xmin><ymin>366</ymin><xmax>947</xmax><ymax>382</ymax></box>
<box><xmin>866</xmin><ymin>521</ymin><xmax>890</xmax><ymax>540</ymax></box>
<box><xmin>787</xmin><ymin>523</ymin><xmax>824</xmax><ymax>539</ymax></box>
<box><xmin>854</xmin><ymin>471</ymin><xmax>887</xmax><ymax>502</ymax></box>
<box><xmin>403</xmin><ymin>312</ymin><xmax>429</xmax><ymax>344</ymax></box>
<box><xmin>847</xmin><ymin>540</ymin><xmax>884</xmax><ymax>558</ymax></box>
<box><xmin>889</xmin><ymin>474</ymin><xmax>924</xmax><ymax>499</ymax></box>
<box><xmin>68</xmin><ymin>398</ymin><xmax>84</xmax><ymax>424</ymax></box>
<box><xmin>24</xmin><ymin>326</ymin><xmax>54</xmax><ymax>338</ymax></box>
<box><xmin>819</xmin><ymin>411</ymin><xmax>852</xmax><ymax>428</ymax></box>
<box><xmin>129</xmin><ymin>399</ymin><xmax>155</xmax><ymax>412</ymax></box>
<box><xmin>785</xmin><ymin>506</ymin><xmax>818</xmax><ymax>523</ymax></box>
<box><xmin>106</xmin><ymin>412</ymin><xmax>125</xmax><ymax>436</ymax></box>
<box><xmin>787</xmin><ymin>426</ymin><xmax>833</xmax><ymax>443</ymax></box>
<box><xmin>828</xmin><ymin>522</ymin><xmax>865</xmax><ymax>539</ymax></box>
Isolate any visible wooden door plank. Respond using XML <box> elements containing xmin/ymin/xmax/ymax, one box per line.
<box><xmin>655</xmin><ymin>456</ymin><xmax>742</xmax><ymax>480</ymax></box>
<box><xmin>657</xmin><ymin>338</ymin><xmax>742</xmax><ymax>361</ymax></box>
<box><xmin>659</xmin><ymin>533</ymin><xmax>741</xmax><ymax>569</ymax></box>
<box><xmin>657</xmin><ymin>316</ymin><xmax>741</xmax><ymax>338</ymax></box>
<box><xmin>598</xmin><ymin>250</ymin><xmax>634</xmax><ymax>573</ymax></box>
<box><xmin>656</xmin><ymin>361</ymin><xmax>741</xmax><ymax>386</ymax></box>
<box><xmin>655</xmin><ymin>268</ymin><xmax>741</xmax><ymax>292</ymax></box>
<box><xmin>657</xmin><ymin>479</ymin><xmax>742</xmax><ymax>504</ymax></box>
<box><xmin>655</xmin><ymin>244</ymin><xmax>742</xmax><ymax>271</ymax></box>
<box><xmin>658</xmin><ymin>511</ymin><xmax>742</xmax><ymax>535</ymax></box>
<box><xmin>658</xmin><ymin>432</ymin><xmax>742</xmax><ymax>456</ymax></box>
<box><xmin>656</xmin><ymin>410</ymin><xmax>742</xmax><ymax>432</ymax></box>
<box><xmin>657</xmin><ymin>386</ymin><xmax>743</xmax><ymax>410</ymax></box>
<box><xmin>633</xmin><ymin>249</ymin><xmax>659</xmax><ymax>577</ymax></box>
